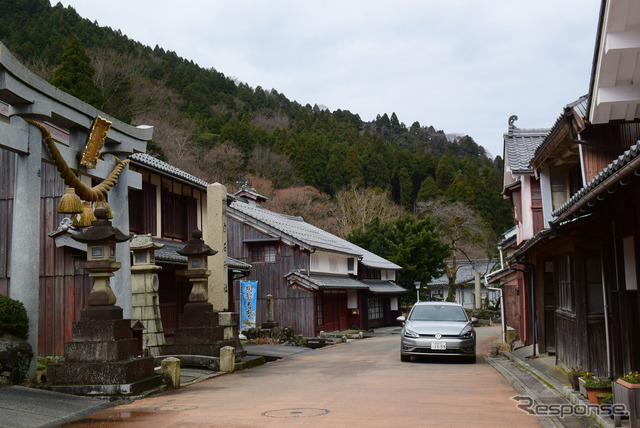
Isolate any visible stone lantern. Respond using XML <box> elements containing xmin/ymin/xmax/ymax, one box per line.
<box><xmin>177</xmin><ymin>229</ymin><xmax>217</xmax><ymax>304</ymax></box>
<box><xmin>159</xmin><ymin>230</ymin><xmax>245</xmax><ymax>368</ymax></box>
<box><xmin>130</xmin><ymin>234</ymin><xmax>165</xmax><ymax>357</ymax></box>
<box><xmin>46</xmin><ymin>207</ymin><xmax>160</xmax><ymax>394</ymax></box>
<box><xmin>72</xmin><ymin>206</ymin><xmax>130</xmax><ymax>309</ymax></box>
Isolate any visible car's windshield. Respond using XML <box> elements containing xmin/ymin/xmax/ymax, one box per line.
<box><xmin>409</xmin><ymin>305</ymin><xmax>468</xmax><ymax>322</ymax></box>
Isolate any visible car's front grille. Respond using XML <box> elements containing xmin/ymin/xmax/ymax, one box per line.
<box><xmin>411</xmin><ymin>347</ymin><xmax>456</xmax><ymax>354</ymax></box>
<box><xmin>418</xmin><ymin>334</ymin><xmax>458</xmax><ymax>338</ymax></box>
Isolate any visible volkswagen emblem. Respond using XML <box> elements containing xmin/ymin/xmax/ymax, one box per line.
<box><xmin>435</xmin><ymin>333</ymin><xmax>442</xmax><ymax>340</ymax></box>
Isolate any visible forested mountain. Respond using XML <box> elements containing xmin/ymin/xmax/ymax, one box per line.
<box><xmin>0</xmin><ymin>0</ymin><xmax>512</xmax><ymax>242</ymax></box>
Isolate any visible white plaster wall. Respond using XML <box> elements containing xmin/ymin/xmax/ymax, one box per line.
<box><xmin>310</xmin><ymin>251</ymin><xmax>350</xmax><ymax>274</ymax></box>
<box><xmin>539</xmin><ymin>167</ymin><xmax>554</xmax><ymax>228</ymax></box>
<box><xmin>347</xmin><ymin>289</ymin><xmax>358</xmax><ymax>309</ymax></box>
<box><xmin>521</xmin><ymin>175</ymin><xmax>534</xmax><ymax>240</ymax></box>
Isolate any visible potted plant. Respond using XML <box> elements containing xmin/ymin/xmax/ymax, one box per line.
<box><xmin>567</xmin><ymin>367</ymin><xmax>586</xmax><ymax>391</ymax></box>
<box><xmin>596</xmin><ymin>392</ymin><xmax>613</xmax><ymax>405</ymax></box>
<box><xmin>579</xmin><ymin>373</ymin><xmax>594</xmax><ymax>398</ymax></box>
<box><xmin>613</xmin><ymin>371</ymin><xmax>640</xmax><ymax>425</ymax></box>
<box><xmin>584</xmin><ymin>377</ymin><xmax>612</xmax><ymax>405</ymax></box>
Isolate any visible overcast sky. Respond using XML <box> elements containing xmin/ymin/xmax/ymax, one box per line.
<box><xmin>58</xmin><ymin>0</ymin><xmax>601</xmax><ymax>159</ymax></box>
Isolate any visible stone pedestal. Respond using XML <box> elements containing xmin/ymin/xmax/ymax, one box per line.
<box><xmin>160</xmin><ymin>303</ymin><xmax>245</xmax><ymax>360</ymax></box>
<box><xmin>46</xmin><ymin>306</ymin><xmax>160</xmax><ymax>395</ymax></box>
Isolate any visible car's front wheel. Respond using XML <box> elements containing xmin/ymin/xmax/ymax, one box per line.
<box><xmin>400</xmin><ymin>353</ymin><xmax>411</xmax><ymax>362</ymax></box>
<box><xmin>466</xmin><ymin>354</ymin><xmax>476</xmax><ymax>364</ymax></box>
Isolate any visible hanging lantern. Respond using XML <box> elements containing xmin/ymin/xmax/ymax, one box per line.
<box><xmin>73</xmin><ymin>201</ymin><xmax>96</xmax><ymax>228</ymax></box>
<box><xmin>58</xmin><ymin>187</ymin><xmax>83</xmax><ymax>214</ymax></box>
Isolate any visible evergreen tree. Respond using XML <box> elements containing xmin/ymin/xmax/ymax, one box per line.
<box><xmin>344</xmin><ymin>146</ymin><xmax>363</xmax><ymax>186</ymax></box>
<box><xmin>417</xmin><ymin>176</ymin><xmax>440</xmax><ymax>201</ymax></box>
<box><xmin>50</xmin><ymin>35</ymin><xmax>104</xmax><ymax>107</ymax></box>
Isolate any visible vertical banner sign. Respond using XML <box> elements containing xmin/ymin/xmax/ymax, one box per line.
<box><xmin>240</xmin><ymin>281</ymin><xmax>258</xmax><ymax>331</ymax></box>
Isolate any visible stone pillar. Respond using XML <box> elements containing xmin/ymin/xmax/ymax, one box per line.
<box><xmin>206</xmin><ymin>183</ymin><xmax>228</xmax><ymax>311</ymax></box>
<box><xmin>108</xmin><ymin>160</ymin><xmax>132</xmax><ymax>318</ymax></box>
<box><xmin>475</xmin><ymin>272</ymin><xmax>482</xmax><ymax>309</ymax></box>
<box><xmin>8</xmin><ymin>121</ymin><xmax>42</xmax><ymax>379</ymax></box>
<box><xmin>130</xmin><ymin>235</ymin><xmax>165</xmax><ymax>357</ymax></box>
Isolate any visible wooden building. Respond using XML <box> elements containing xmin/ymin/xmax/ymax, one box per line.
<box><xmin>127</xmin><ymin>153</ymin><xmax>251</xmax><ymax>338</ymax></box>
<box><xmin>227</xmin><ymin>187</ymin><xmax>405</xmax><ymax>336</ymax></box>
<box><xmin>499</xmin><ymin>0</ymin><xmax>640</xmax><ymax>378</ymax></box>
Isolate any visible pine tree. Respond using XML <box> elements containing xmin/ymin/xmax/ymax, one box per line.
<box><xmin>50</xmin><ymin>35</ymin><xmax>105</xmax><ymax>107</ymax></box>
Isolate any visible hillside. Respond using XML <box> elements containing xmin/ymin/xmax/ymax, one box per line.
<box><xmin>0</xmin><ymin>0</ymin><xmax>512</xmax><ymax>238</ymax></box>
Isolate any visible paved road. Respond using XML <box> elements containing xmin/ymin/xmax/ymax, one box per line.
<box><xmin>66</xmin><ymin>326</ymin><xmax>540</xmax><ymax>427</ymax></box>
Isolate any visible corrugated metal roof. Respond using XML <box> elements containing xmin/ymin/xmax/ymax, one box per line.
<box><xmin>504</xmin><ymin>126</ymin><xmax>549</xmax><ymax>174</ymax></box>
<box><xmin>552</xmin><ymin>140</ymin><xmax>640</xmax><ymax>223</ymax></box>
<box><xmin>427</xmin><ymin>259</ymin><xmax>499</xmax><ymax>286</ymax></box>
<box><xmin>362</xmin><ymin>280</ymin><xmax>406</xmax><ymax>294</ymax></box>
<box><xmin>129</xmin><ymin>153</ymin><xmax>210</xmax><ymax>189</ymax></box>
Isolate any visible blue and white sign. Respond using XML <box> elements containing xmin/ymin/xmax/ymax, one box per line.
<box><xmin>240</xmin><ymin>281</ymin><xmax>258</xmax><ymax>331</ymax></box>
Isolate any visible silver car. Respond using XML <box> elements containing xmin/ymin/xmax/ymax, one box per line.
<box><xmin>398</xmin><ymin>301</ymin><xmax>477</xmax><ymax>363</ymax></box>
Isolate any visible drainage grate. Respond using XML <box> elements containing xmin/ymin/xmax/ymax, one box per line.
<box><xmin>262</xmin><ymin>408</ymin><xmax>330</xmax><ymax>418</ymax></box>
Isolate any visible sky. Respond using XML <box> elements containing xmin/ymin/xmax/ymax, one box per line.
<box><xmin>58</xmin><ymin>0</ymin><xmax>602</xmax><ymax>159</ymax></box>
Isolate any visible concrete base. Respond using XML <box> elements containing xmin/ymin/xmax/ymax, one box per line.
<box><xmin>41</xmin><ymin>374</ymin><xmax>162</xmax><ymax>396</ymax></box>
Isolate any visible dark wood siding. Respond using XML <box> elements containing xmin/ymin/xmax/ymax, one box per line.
<box><xmin>227</xmin><ymin>214</ymin><xmax>314</xmax><ymax>336</ymax></box>
<box><xmin>0</xmin><ymin>148</ymin><xmax>15</xmax><ymax>296</ymax></box>
<box><xmin>39</xmin><ymin>161</ymin><xmax>92</xmax><ymax>356</ymax></box>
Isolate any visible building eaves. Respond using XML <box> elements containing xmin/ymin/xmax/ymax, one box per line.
<box><xmin>361</xmin><ymin>280</ymin><xmax>406</xmax><ymax>294</ymax></box>
<box><xmin>551</xmin><ymin>140</ymin><xmax>640</xmax><ymax>225</ymax></box>
<box><xmin>531</xmin><ymin>96</ymin><xmax>588</xmax><ymax>170</ymax></box>
<box><xmin>129</xmin><ymin>153</ymin><xmax>210</xmax><ymax>190</ymax></box>
<box><xmin>511</xmin><ymin>229</ymin><xmax>555</xmax><ymax>260</ymax></box>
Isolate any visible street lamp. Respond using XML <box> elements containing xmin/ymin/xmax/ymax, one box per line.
<box><xmin>414</xmin><ymin>281</ymin><xmax>421</xmax><ymax>303</ymax></box>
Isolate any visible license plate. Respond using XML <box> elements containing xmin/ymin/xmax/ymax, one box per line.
<box><xmin>431</xmin><ymin>341</ymin><xmax>446</xmax><ymax>350</ymax></box>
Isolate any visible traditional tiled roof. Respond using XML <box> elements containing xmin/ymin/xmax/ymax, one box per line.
<box><xmin>285</xmin><ymin>271</ymin><xmax>368</xmax><ymax>291</ymax></box>
<box><xmin>152</xmin><ymin>238</ymin><xmax>250</xmax><ymax>271</ymax></box>
<box><xmin>504</xmin><ymin>123</ymin><xmax>549</xmax><ymax>174</ymax></box>
<box><xmin>229</xmin><ymin>200</ymin><xmax>361</xmax><ymax>256</ymax></box>
<box><xmin>530</xmin><ymin>96</ymin><xmax>588</xmax><ymax>169</ymax></box>
<box><xmin>551</xmin><ymin>140</ymin><xmax>640</xmax><ymax>224</ymax></box>
<box><xmin>511</xmin><ymin>229</ymin><xmax>554</xmax><ymax>259</ymax></box>
<box><xmin>361</xmin><ymin>280</ymin><xmax>406</xmax><ymax>294</ymax></box>
<box><xmin>129</xmin><ymin>153</ymin><xmax>210</xmax><ymax>189</ymax></box>
<box><xmin>230</xmin><ymin>199</ymin><xmax>401</xmax><ymax>270</ymax></box>
<box><xmin>427</xmin><ymin>259</ymin><xmax>499</xmax><ymax>286</ymax></box>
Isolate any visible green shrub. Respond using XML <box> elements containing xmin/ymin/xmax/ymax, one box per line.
<box><xmin>0</xmin><ymin>294</ymin><xmax>29</xmax><ymax>340</ymax></box>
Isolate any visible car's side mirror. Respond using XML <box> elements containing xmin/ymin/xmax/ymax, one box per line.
<box><xmin>471</xmin><ymin>317</ymin><xmax>478</xmax><ymax>325</ymax></box>
<box><xmin>397</xmin><ymin>315</ymin><xmax>406</xmax><ymax>322</ymax></box>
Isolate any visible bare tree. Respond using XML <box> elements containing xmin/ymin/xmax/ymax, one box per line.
<box><xmin>199</xmin><ymin>142</ymin><xmax>245</xmax><ymax>185</ymax></box>
<box><xmin>247</xmin><ymin>145</ymin><xmax>301</xmax><ymax>189</ymax></box>
<box><xmin>332</xmin><ymin>185</ymin><xmax>404</xmax><ymax>238</ymax></box>
<box><xmin>416</xmin><ymin>198</ymin><xmax>492</xmax><ymax>301</ymax></box>
<box><xmin>265</xmin><ymin>186</ymin><xmax>338</xmax><ymax>233</ymax></box>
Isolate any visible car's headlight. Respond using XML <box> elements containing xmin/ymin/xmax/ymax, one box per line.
<box><xmin>459</xmin><ymin>324</ymin><xmax>475</xmax><ymax>339</ymax></box>
<box><xmin>404</xmin><ymin>328</ymin><xmax>420</xmax><ymax>338</ymax></box>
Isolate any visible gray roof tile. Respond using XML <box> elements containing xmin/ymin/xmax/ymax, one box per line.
<box><xmin>129</xmin><ymin>153</ymin><xmax>209</xmax><ymax>189</ymax></box>
<box><xmin>230</xmin><ymin>200</ymin><xmax>401</xmax><ymax>270</ymax></box>
<box><xmin>428</xmin><ymin>259</ymin><xmax>499</xmax><ymax>286</ymax></box>
<box><xmin>504</xmin><ymin>127</ymin><xmax>549</xmax><ymax>174</ymax></box>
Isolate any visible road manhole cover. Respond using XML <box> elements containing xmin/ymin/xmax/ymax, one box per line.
<box><xmin>262</xmin><ymin>408</ymin><xmax>330</xmax><ymax>418</ymax></box>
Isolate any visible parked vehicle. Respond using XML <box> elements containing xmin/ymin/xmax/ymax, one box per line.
<box><xmin>398</xmin><ymin>301</ymin><xmax>477</xmax><ymax>363</ymax></box>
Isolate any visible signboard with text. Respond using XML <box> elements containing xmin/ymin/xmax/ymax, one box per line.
<box><xmin>240</xmin><ymin>281</ymin><xmax>258</xmax><ymax>331</ymax></box>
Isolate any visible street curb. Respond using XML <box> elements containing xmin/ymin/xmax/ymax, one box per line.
<box><xmin>490</xmin><ymin>352</ymin><xmax>615</xmax><ymax>428</ymax></box>
<box><xmin>484</xmin><ymin>355</ymin><xmax>564</xmax><ymax>428</ymax></box>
